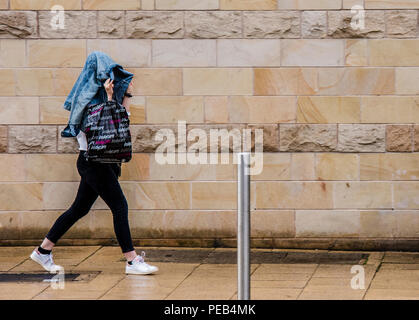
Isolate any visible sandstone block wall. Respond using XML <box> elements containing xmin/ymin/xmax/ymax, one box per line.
<box><xmin>0</xmin><ymin>0</ymin><xmax>418</xmax><ymax>250</ymax></box>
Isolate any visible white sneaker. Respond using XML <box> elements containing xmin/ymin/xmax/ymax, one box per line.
<box><xmin>30</xmin><ymin>249</ymin><xmax>63</xmax><ymax>273</ymax></box>
<box><xmin>125</xmin><ymin>251</ymin><xmax>159</xmax><ymax>275</ymax></box>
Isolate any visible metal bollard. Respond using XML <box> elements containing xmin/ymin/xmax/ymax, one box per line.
<box><xmin>237</xmin><ymin>152</ymin><xmax>250</xmax><ymax>300</ymax></box>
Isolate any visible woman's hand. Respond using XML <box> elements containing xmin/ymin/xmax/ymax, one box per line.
<box><xmin>104</xmin><ymin>78</ymin><xmax>114</xmax><ymax>101</ymax></box>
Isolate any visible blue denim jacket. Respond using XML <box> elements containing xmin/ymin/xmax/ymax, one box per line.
<box><xmin>61</xmin><ymin>51</ymin><xmax>134</xmax><ymax>137</ymax></box>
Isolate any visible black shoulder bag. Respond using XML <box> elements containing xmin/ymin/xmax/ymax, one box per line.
<box><xmin>84</xmin><ymin>100</ymin><xmax>132</xmax><ymax>163</ymax></box>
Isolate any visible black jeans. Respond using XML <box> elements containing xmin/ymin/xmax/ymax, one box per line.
<box><xmin>46</xmin><ymin>150</ymin><xmax>135</xmax><ymax>253</ymax></box>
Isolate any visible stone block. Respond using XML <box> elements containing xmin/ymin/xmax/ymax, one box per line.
<box><xmin>255</xmin><ymin>181</ymin><xmax>333</xmax><ymax>209</ymax></box>
<box><xmin>369</xmin><ymin>40</ymin><xmax>419</xmax><ymax>66</ymax></box>
<box><xmin>297</xmin><ymin>96</ymin><xmax>360</xmax><ymax>123</ymax></box>
<box><xmin>15</xmin><ymin>69</ymin><xmax>55</xmax><ymax>96</ymax></box>
<box><xmin>185</xmin><ymin>11</ymin><xmax>241</xmax><ymax>38</ymax></box>
<box><xmin>152</xmin><ymin>39</ymin><xmax>216</xmax><ymax>67</ymax></box>
<box><xmin>87</xmin><ymin>39</ymin><xmax>151</xmax><ymax>67</ymax></box>
<box><xmin>338</xmin><ymin>124</ymin><xmax>385</xmax><ymax>152</ymax></box>
<box><xmin>254</xmin><ymin>68</ymin><xmax>318</xmax><ymax>95</ymax></box>
<box><xmin>8</xmin><ymin>126</ymin><xmax>57</xmax><ymax>153</ymax></box>
<box><xmin>316</xmin><ymin>154</ymin><xmax>359</xmax><ymax>180</ymax></box>
<box><xmin>291</xmin><ymin>153</ymin><xmax>315</xmax><ymax>180</ymax></box>
<box><xmin>39</xmin><ymin>11</ymin><xmax>96</xmax><ymax>38</ymax></box>
<box><xmin>345</xmin><ymin>39</ymin><xmax>367</xmax><ymax>66</ymax></box>
<box><xmin>147</xmin><ymin>96</ymin><xmax>204</xmax><ymax>123</ymax></box>
<box><xmin>386</xmin><ymin>125</ymin><xmax>413</xmax><ymax>152</ymax></box>
<box><xmin>191</xmin><ymin>182</ymin><xmax>236</xmax><ymax>209</ymax></box>
<box><xmin>301</xmin><ymin>11</ymin><xmax>327</xmax><ymax>38</ymax></box>
<box><xmin>0</xmin><ymin>11</ymin><xmax>37</xmax><ymax>38</ymax></box>
<box><xmin>83</xmin><ymin>0</ymin><xmax>140</xmax><ymax>10</ymax></box>
<box><xmin>296</xmin><ymin>210</ymin><xmax>360</xmax><ymax>237</ymax></box>
<box><xmin>183</xmin><ymin>68</ymin><xmax>252</xmax><ymax>95</ymax></box>
<box><xmin>156</xmin><ymin>0</ymin><xmax>218</xmax><ymax>9</ymax></box>
<box><xmin>126</xmin><ymin>11</ymin><xmax>184</xmax><ymax>38</ymax></box>
<box><xmin>27</xmin><ymin>40</ymin><xmax>86</xmax><ymax>67</ymax></box>
<box><xmin>394</xmin><ymin>182</ymin><xmax>419</xmax><ymax>209</ymax></box>
<box><xmin>243</xmin><ymin>11</ymin><xmax>300</xmax><ymax>38</ymax></box>
<box><xmin>280</xmin><ymin>124</ymin><xmax>337</xmax><ymax>152</ymax></box>
<box><xmin>10</xmin><ymin>0</ymin><xmax>81</xmax><ymax>9</ymax></box>
<box><xmin>360</xmin><ymin>154</ymin><xmax>419</xmax><ymax>180</ymax></box>
<box><xmin>229</xmin><ymin>96</ymin><xmax>295</xmax><ymax>123</ymax></box>
<box><xmin>327</xmin><ymin>10</ymin><xmax>385</xmax><ymax>38</ymax></box>
<box><xmin>0</xmin><ymin>39</ymin><xmax>25</xmax><ymax>67</ymax></box>
<box><xmin>217</xmin><ymin>39</ymin><xmax>281</xmax><ymax>67</ymax></box>
<box><xmin>97</xmin><ymin>11</ymin><xmax>125</xmax><ymax>38</ymax></box>
<box><xmin>385</xmin><ymin>10</ymin><xmax>418</xmax><ymax>38</ymax></box>
<box><xmin>0</xmin><ymin>97</ymin><xmax>39</xmax><ymax>124</ymax></box>
<box><xmin>362</xmin><ymin>96</ymin><xmax>419</xmax><ymax>123</ymax></box>
<box><xmin>334</xmin><ymin>182</ymin><xmax>392</xmax><ymax>209</ymax></box>
<box><xmin>126</xmin><ymin>68</ymin><xmax>182</xmax><ymax>95</ymax></box>
<box><xmin>281</xmin><ymin>39</ymin><xmax>344</xmax><ymax>66</ymax></box>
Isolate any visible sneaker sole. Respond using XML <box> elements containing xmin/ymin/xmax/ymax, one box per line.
<box><xmin>30</xmin><ymin>251</ymin><xmax>51</xmax><ymax>273</ymax></box>
<box><xmin>125</xmin><ymin>268</ymin><xmax>159</xmax><ymax>275</ymax></box>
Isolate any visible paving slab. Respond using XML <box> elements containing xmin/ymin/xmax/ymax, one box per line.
<box><xmin>251</xmin><ymin>280</ymin><xmax>307</xmax><ymax>289</ymax></box>
<box><xmin>244</xmin><ymin>288</ymin><xmax>302</xmax><ymax>300</ymax></box>
<box><xmin>251</xmin><ymin>272</ymin><xmax>312</xmax><ymax>281</ymax></box>
<box><xmin>365</xmin><ymin>289</ymin><xmax>419</xmax><ymax>300</ymax></box>
<box><xmin>298</xmin><ymin>287</ymin><xmax>366</xmax><ymax>300</ymax></box>
<box><xmin>0</xmin><ymin>247</ymin><xmax>35</xmax><ymax>271</ymax></box>
<box><xmin>312</xmin><ymin>264</ymin><xmax>376</xmax><ymax>278</ymax></box>
<box><xmin>255</xmin><ymin>263</ymin><xmax>318</xmax><ymax>274</ymax></box>
<box><xmin>383</xmin><ymin>252</ymin><xmax>419</xmax><ymax>264</ymax></box>
<box><xmin>0</xmin><ymin>282</ymin><xmax>50</xmax><ymax>300</ymax></box>
<box><xmin>163</xmin><ymin>263</ymin><xmax>258</xmax><ymax>300</ymax></box>
<box><xmin>101</xmin><ymin>262</ymin><xmax>198</xmax><ymax>300</ymax></box>
<box><xmin>11</xmin><ymin>246</ymin><xmax>101</xmax><ymax>273</ymax></box>
<box><xmin>33</xmin><ymin>273</ymin><xmax>125</xmax><ymax>300</ymax></box>
<box><xmin>0</xmin><ymin>247</ymin><xmax>419</xmax><ymax>300</ymax></box>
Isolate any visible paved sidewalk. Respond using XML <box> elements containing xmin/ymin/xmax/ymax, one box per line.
<box><xmin>0</xmin><ymin>246</ymin><xmax>419</xmax><ymax>300</ymax></box>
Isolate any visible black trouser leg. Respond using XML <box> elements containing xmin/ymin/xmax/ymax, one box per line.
<box><xmin>46</xmin><ymin>177</ymin><xmax>98</xmax><ymax>243</ymax></box>
<box><xmin>45</xmin><ymin>151</ymin><xmax>135</xmax><ymax>253</ymax></box>
<box><xmin>84</xmin><ymin>160</ymin><xmax>135</xmax><ymax>253</ymax></box>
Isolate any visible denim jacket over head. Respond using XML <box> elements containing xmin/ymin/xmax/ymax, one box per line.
<box><xmin>61</xmin><ymin>51</ymin><xmax>134</xmax><ymax>138</ymax></box>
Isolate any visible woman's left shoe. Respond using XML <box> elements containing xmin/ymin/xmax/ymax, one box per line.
<box><xmin>30</xmin><ymin>249</ymin><xmax>63</xmax><ymax>273</ymax></box>
<box><xmin>125</xmin><ymin>251</ymin><xmax>159</xmax><ymax>275</ymax></box>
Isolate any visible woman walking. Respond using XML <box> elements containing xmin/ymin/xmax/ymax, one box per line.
<box><xmin>30</xmin><ymin>52</ymin><xmax>158</xmax><ymax>275</ymax></box>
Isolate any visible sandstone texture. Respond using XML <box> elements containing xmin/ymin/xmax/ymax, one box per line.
<box><xmin>0</xmin><ymin>126</ymin><xmax>7</xmax><ymax>152</ymax></box>
<box><xmin>126</xmin><ymin>11</ymin><xmax>184</xmax><ymax>38</ymax></box>
<box><xmin>386</xmin><ymin>125</ymin><xmax>413</xmax><ymax>152</ymax></box>
<box><xmin>0</xmin><ymin>2</ymin><xmax>418</xmax><ymax>246</ymax></box>
<box><xmin>327</xmin><ymin>10</ymin><xmax>385</xmax><ymax>38</ymax></box>
<box><xmin>385</xmin><ymin>10</ymin><xmax>418</xmax><ymax>38</ymax></box>
<box><xmin>130</xmin><ymin>125</ymin><xmax>179</xmax><ymax>153</ymax></box>
<box><xmin>98</xmin><ymin>11</ymin><xmax>125</xmax><ymax>38</ymax></box>
<box><xmin>338</xmin><ymin>124</ymin><xmax>385</xmax><ymax>152</ymax></box>
<box><xmin>247</xmin><ymin>124</ymin><xmax>280</xmax><ymax>152</ymax></box>
<box><xmin>415</xmin><ymin>126</ymin><xmax>419</xmax><ymax>152</ymax></box>
<box><xmin>279</xmin><ymin>124</ymin><xmax>338</xmax><ymax>152</ymax></box>
<box><xmin>302</xmin><ymin>11</ymin><xmax>327</xmax><ymax>38</ymax></box>
<box><xmin>39</xmin><ymin>11</ymin><xmax>97</xmax><ymax>38</ymax></box>
<box><xmin>0</xmin><ymin>11</ymin><xmax>37</xmax><ymax>38</ymax></box>
<box><xmin>185</xmin><ymin>11</ymin><xmax>242</xmax><ymax>38</ymax></box>
<box><xmin>9</xmin><ymin>126</ymin><xmax>57</xmax><ymax>153</ymax></box>
<box><xmin>243</xmin><ymin>11</ymin><xmax>300</xmax><ymax>38</ymax></box>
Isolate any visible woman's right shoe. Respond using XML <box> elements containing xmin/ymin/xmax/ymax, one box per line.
<box><xmin>30</xmin><ymin>249</ymin><xmax>63</xmax><ymax>273</ymax></box>
<box><xmin>126</xmin><ymin>251</ymin><xmax>159</xmax><ymax>275</ymax></box>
